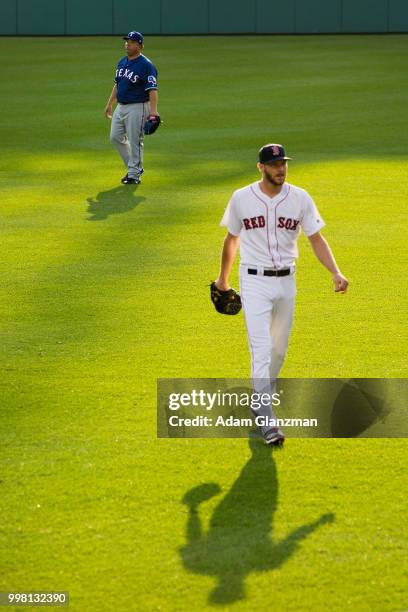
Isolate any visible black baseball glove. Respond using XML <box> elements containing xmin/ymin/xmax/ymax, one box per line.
<box><xmin>144</xmin><ymin>114</ymin><xmax>161</xmax><ymax>135</ymax></box>
<box><xmin>210</xmin><ymin>282</ymin><xmax>242</xmax><ymax>315</ymax></box>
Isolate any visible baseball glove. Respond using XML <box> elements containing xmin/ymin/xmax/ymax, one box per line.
<box><xmin>210</xmin><ymin>282</ymin><xmax>242</xmax><ymax>315</ymax></box>
<box><xmin>144</xmin><ymin>114</ymin><xmax>161</xmax><ymax>135</ymax></box>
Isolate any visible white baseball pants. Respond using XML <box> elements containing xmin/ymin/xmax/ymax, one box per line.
<box><xmin>240</xmin><ymin>265</ymin><xmax>296</xmax><ymax>392</ymax></box>
<box><xmin>110</xmin><ymin>102</ymin><xmax>150</xmax><ymax>179</ymax></box>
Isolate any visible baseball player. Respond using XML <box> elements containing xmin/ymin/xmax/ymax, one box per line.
<box><xmin>104</xmin><ymin>31</ymin><xmax>159</xmax><ymax>184</ymax></box>
<box><xmin>215</xmin><ymin>144</ymin><xmax>349</xmax><ymax>446</ymax></box>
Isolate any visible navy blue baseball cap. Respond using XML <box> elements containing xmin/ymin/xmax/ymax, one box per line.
<box><xmin>123</xmin><ymin>31</ymin><xmax>144</xmax><ymax>44</ymax></box>
<box><xmin>259</xmin><ymin>143</ymin><xmax>292</xmax><ymax>164</ymax></box>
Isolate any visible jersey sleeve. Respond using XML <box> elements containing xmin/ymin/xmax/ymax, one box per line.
<box><xmin>145</xmin><ymin>63</ymin><xmax>158</xmax><ymax>92</ymax></box>
<box><xmin>301</xmin><ymin>193</ymin><xmax>325</xmax><ymax>236</ymax></box>
<box><xmin>220</xmin><ymin>193</ymin><xmax>242</xmax><ymax>236</ymax></box>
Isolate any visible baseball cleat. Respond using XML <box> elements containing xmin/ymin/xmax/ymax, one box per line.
<box><xmin>263</xmin><ymin>428</ymin><xmax>285</xmax><ymax>447</ymax></box>
<box><xmin>122</xmin><ymin>176</ymin><xmax>141</xmax><ymax>185</ymax></box>
<box><xmin>122</xmin><ymin>168</ymin><xmax>144</xmax><ymax>184</ymax></box>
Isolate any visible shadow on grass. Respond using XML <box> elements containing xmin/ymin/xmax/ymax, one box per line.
<box><xmin>86</xmin><ymin>184</ymin><xmax>145</xmax><ymax>221</ymax></box>
<box><xmin>331</xmin><ymin>379</ymin><xmax>391</xmax><ymax>437</ymax></box>
<box><xmin>180</xmin><ymin>437</ymin><xmax>334</xmax><ymax>606</ymax></box>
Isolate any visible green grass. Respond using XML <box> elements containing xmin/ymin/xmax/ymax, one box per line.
<box><xmin>1</xmin><ymin>35</ymin><xmax>407</xmax><ymax>611</ymax></box>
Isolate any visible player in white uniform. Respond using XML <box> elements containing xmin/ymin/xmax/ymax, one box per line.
<box><xmin>215</xmin><ymin>144</ymin><xmax>349</xmax><ymax>446</ymax></box>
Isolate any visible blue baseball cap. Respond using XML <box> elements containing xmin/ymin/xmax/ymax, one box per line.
<box><xmin>259</xmin><ymin>143</ymin><xmax>292</xmax><ymax>164</ymax></box>
<box><xmin>123</xmin><ymin>31</ymin><xmax>144</xmax><ymax>44</ymax></box>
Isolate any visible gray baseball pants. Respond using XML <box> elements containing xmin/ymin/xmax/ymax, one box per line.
<box><xmin>110</xmin><ymin>102</ymin><xmax>150</xmax><ymax>179</ymax></box>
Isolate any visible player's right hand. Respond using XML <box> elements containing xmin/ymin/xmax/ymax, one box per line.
<box><xmin>104</xmin><ymin>105</ymin><xmax>113</xmax><ymax>119</ymax></box>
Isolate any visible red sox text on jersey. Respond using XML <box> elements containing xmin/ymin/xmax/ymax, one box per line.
<box><xmin>243</xmin><ymin>216</ymin><xmax>300</xmax><ymax>231</ymax></box>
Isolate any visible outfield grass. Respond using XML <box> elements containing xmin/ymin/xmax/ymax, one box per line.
<box><xmin>1</xmin><ymin>35</ymin><xmax>407</xmax><ymax>611</ymax></box>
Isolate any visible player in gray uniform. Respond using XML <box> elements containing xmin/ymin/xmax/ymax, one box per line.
<box><xmin>105</xmin><ymin>31</ymin><xmax>159</xmax><ymax>184</ymax></box>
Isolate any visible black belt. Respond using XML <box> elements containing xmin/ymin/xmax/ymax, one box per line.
<box><xmin>248</xmin><ymin>268</ymin><xmax>291</xmax><ymax>277</ymax></box>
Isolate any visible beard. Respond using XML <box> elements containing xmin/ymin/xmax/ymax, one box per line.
<box><xmin>264</xmin><ymin>169</ymin><xmax>286</xmax><ymax>186</ymax></box>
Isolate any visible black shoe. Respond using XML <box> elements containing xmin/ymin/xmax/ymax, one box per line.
<box><xmin>121</xmin><ymin>174</ymin><xmax>128</xmax><ymax>184</ymax></box>
<box><xmin>122</xmin><ymin>175</ymin><xmax>141</xmax><ymax>185</ymax></box>
<box><xmin>264</xmin><ymin>428</ymin><xmax>285</xmax><ymax>447</ymax></box>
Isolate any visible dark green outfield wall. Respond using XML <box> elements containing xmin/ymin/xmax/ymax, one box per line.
<box><xmin>1</xmin><ymin>0</ymin><xmax>408</xmax><ymax>35</ymax></box>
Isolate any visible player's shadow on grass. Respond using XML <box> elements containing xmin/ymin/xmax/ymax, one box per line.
<box><xmin>86</xmin><ymin>185</ymin><xmax>145</xmax><ymax>221</ymax></box>
<box><xmin>180</xmin><ymin>438</ymin><xmax>334</xmax><ymax>606</ymax></box>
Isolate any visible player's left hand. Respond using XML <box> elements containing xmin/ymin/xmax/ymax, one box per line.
<box><xmin>333</xmin><ymin>273</ymin><xmax>349</xmax><ymax>293</ymax></box>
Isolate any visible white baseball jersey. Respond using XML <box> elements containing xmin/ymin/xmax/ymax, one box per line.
<box><xmin>220</xmin><ymin>181</ymin><xmax>325</xmax><ymax>268</ymax></box>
